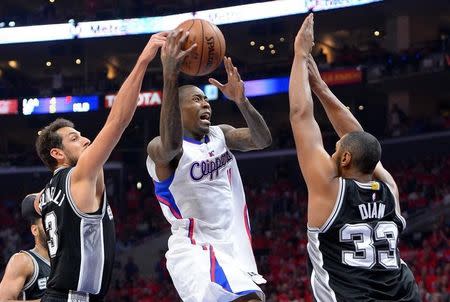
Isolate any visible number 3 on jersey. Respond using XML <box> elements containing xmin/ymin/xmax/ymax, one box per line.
<box><xmin>45</xmin><ymin>211</ymin><xmax>59</xmax><ymax>257</ymax></box>
<box><xmin>340</xmin><ymin>221</ymin><xmax>399</xmax><ymax>269</ymax></box>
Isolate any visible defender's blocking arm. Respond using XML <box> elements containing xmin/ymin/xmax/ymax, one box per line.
<box><xmin>307</xmin><ymin>54</ymin><xmax>363</xmax><ymax>136</ymax></box>
<box><xmin>73</xmin><ymin>32</ymin><xmax>167</xmax><ymax>181</ymax></box>
<box><xmin>210</xmin><ymin>57</ymin><xmax>272</xmax><ymax>151</ymax></box>
<box><xmin>307</xmin><ymin>55</ymin><xmax>399</xmax><ymax>200</ymax></box>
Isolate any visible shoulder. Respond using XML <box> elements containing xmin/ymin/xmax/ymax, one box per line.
<box><xmin>5</xmin><ymin>252</ymin><xmax>34</xmax><ymax>277</ymax></box>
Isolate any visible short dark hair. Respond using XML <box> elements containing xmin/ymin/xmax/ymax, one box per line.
<box><xmin>35</xmin><ymin>118</ymin><xmax>74</xmax><ymax>171</ymax></box>
<box><xmin>21</xmin><ymin>193</ymin><xmax>41</xmax><ymax>226</ymax></box>
<box><xmin>340</xmin><ymin>131</ymin><xmax>381</xmax><ymax>174</ymax></box>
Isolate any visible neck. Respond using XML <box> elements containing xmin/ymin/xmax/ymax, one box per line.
<box><xmin>342</xmin><ymin>170</ymin><xmax>373</xmax><ymax>183</ymax></box>
<box><xmin>54</xmin><ymin>163</ymin><xmax>70</xmax><ymax>172</ymax></box>
<box><xmin>33</xmin><ymin>243</ymin><xmax>50</xmax><ymax>261</ymax></box>
<box><xmin>183</xmin><ymin>129</ymin><xmax>205</xmax><ymax>141</ymax></box>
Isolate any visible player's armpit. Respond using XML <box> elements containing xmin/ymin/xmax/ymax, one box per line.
<box><xmin>374</xmin><ymin>162</ymin><xmax>399</xmax><ymax>200</ymax></box>
<box><xmin>218</xmin><ymin>124</ymin><xmax>258</xmax><ymax>152</ymax></box>
<box><xmin>0</xmin><ymin>253</ymin><xmax>33</xmax><ymax>301</ymax></box>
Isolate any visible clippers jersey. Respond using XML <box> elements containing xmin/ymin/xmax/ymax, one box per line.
<box><xmin>20</xmin><ymin>249</ymin><xmax>50</xmax><ymax>300</ymax></box>
<box><xmin>307</xmin><ymin>178</ymin><xmax>420</xmax><ymax>302</ymax></box>
<box><xmin>146</xmin><ymin>126</ymin><xmax>262</xmax><ymax>280</ymax></box>
<box><xmin>39</xmin><ymin>167</ymin><xmax>115</xmax><ymax>299</ymax></box>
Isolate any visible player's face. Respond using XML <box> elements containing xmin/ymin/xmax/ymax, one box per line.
<box><xmin>181</xmin><ymin>87</ymin><xmax>211</xmax><ymax>137</ymax></box>
<box><xmin>55</xmin><ymin>127</ymin><xmax>91</xmax><ymax>166</ymax></box>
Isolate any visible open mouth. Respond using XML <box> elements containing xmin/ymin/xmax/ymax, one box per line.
<box><xmin>200</xmin><ymin>112</ymin><xmax>211</xmax><ymax>124</ymax></box>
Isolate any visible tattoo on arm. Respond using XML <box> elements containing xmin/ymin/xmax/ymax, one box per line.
<box><xmin>233</xmin><ymin>98</ymin><xmax>272</xmax><ymax>150</ymax></box>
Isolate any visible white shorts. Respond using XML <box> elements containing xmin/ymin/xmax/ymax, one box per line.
<box><xmin>166</xmin><ymin>237</ymin><xmax>265</xmax><ymax>302</ymax></box>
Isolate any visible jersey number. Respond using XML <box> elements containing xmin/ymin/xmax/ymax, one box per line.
<box><xmin>45</xmin><ymin>211</ymin><xmax>58</xmax><ymax>258</ymax></box>
<box><xmin>339</xmin><ymin>222</ymin><xmax>399</xmax><ymax>269</ymax></box>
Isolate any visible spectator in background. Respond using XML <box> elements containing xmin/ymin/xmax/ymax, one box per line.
<box><xmin>389</xmin><ymin>103</ymin><xmax>408</xmax><ymax>136</ymax></box>
<box><xmin>125</xmin><ymin>256</ymin><xmax>139</xmax><ymax>282</ymax></box>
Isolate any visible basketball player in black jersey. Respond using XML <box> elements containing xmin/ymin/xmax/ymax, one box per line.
<box><xmin>0</xmin><ymin>193</ymin><xmax>50</xmax><ymax>301</ymax></box>
<box><xmin>34</xmin><ymin>32</ymin><xmax>171</xmax><ymax>302</ymax></box>
<box><xmin>289</xmin><ymin>14</ymin><xmax>420</xmax><ymax>301</ymax></box>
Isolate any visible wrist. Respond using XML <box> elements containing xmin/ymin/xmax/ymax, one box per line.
<box><xmin>163</xmin><ymin>66</ymin><xmax>180</xmax><ymax>78</ymax></box>
<box><xmin>137</xmin><ymin>55</ymin><xmax>152</xmax><ymax>66</ymax></box>
<box><xmin>294</xmin><ymin>52</ymin><xmax>309</xmax><ymax>60</ymax></box>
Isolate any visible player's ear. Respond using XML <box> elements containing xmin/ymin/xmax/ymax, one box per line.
<box><xmin>50</xmin><ymin>147</ymin><xmax>65</xmax><ymax>162</ymax></box>
<box><xmin>341</xmin><ymin>151</ymin><xmax>352</xmax><ymax>168</ymax></box>
<box><xmin>30</xmin><ymin>224</ymin><xmax>38</xmax><ymax>237</ymax></box>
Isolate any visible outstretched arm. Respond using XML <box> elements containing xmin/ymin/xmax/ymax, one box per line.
<box><xmin>307</xmin><ymin>55</ymin><xmax>399</xmax><ymax>199</ymax></box>
<box><xmin>289</xmin><ymin>14</ymin><xmax>337</xmax><ymax>195</ymax></box>
<box><xmin>0</xmin><ymin>253</ymin><xmax>39</xmax><ymax>302</ymax></box>
<box><xmin>147</xmin><ymin>29</ymin><xmax>197</xmax><ymax>180</ymax></box>
<box><xmin>307</xmin><ymin>55</ymin><xmax>363</xmax><ymax>136</ymax></box>
<box><xmin>71</xmin><ymin>32</ymin><xmax>167</xmax><ymax>211</ymax></box>
<box><xmin>209</xmin><ymin>57</ymin><xmax>272</xmax><ymax>151</ymax></box>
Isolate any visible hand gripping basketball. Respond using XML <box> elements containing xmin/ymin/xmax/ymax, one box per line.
<box><xmin>161</xmin><ymin>29</ymin><xmax>197</xmax><ymax>73</ymax></box>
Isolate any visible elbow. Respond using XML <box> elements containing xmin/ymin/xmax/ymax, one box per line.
<box><xmin>289</xmin><ymin>108</ymin><xmax>305</xmax><ymax>123</ymax></box>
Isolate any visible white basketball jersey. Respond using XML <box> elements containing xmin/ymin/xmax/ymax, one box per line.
<box><xmin>146</xmin><ymin>126</ymin><xmax>261</xmax><ymax>277</ymax></box>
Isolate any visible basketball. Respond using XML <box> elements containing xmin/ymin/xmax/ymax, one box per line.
<box><xmin>175</xmin><ymin>19</ymin><xmax>226</xmax><ymax>76</ymax></box>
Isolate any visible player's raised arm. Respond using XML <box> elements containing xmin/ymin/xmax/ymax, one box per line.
<box><xmin>209</xmin><ymin>57</ymin><xmax>272</xmax><ymax>151</ymax></box>
<box><xmin>147</xmin><ymin>30</ymin><xmax>197</xmax><ymax>178</ymax></box>
<box><xmin>0</xmin><ymin>253</ymin><xmax>37</xmax><ymax>302</ymax></box>
<box><xmin>308</xmin><ymin>55</ymin><xmax>399</xmax><ymax>199</ymax></box>
<box><xmin>72</xmin><ymin>32</ymin><xmax>167</xmax><ymax>183</ymax></box>
<box><xmin>307</xmin><ymin>54</ymin><xmax>363</xmax><ymax>136</ymax></box>
<box><xmin>289</xmin><ymin>14</ymin><xmax>337</xmax><ymax>195</ymax></box>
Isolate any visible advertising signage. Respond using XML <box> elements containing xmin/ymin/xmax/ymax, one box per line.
<box><xmin>0</xmin><ymin>99</ymin><xmax>18</xmax><ymax>115</ymax></box>
<box><xmin>22</xmin><ymin>95</ymin><xmax>99</xmax><ymax>115</ymax></box>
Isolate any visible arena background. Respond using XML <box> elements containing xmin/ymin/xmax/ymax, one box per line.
<box><xmin>0</xmin><ymin>0</ymin><xmax>449</xmax><ymax>301</ymax></box>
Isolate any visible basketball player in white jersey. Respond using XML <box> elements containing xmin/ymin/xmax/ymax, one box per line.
<box><xmin>146</xmin><ymin>29</ymin><xmax>272</xmax><ymax>302</ymax></box>
<box><xmin>0</xmin><ymin>193</ymin><xmax>50</xmax><ymax>301</ymax></box>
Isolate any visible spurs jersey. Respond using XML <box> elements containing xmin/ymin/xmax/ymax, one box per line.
<box><xmin>20</xmin><ymin>249</ymin><xmax>50</xmax><ymax>300</ymax></box>
<box><xmin>146</xmin><ymin>126</ymin><xmax>263</xmax><ymax>281</ymax></box>
<box><xmin>39</xmin><ymin>167</ymin><xmax>115</xmax><ymax>299</ymax></box>
<box><xmin>307</xmin><ymin>178</ymin><xmax>420</xmax><ymax>302</ymax></box>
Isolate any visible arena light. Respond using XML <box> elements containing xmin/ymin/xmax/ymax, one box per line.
<box><xmin>0</xmin><ymin>23</ymin><xmax>74</xmax><ymax>44</ymax></box>
<box><xmin>0</xmin><ymin>0</ymin><xmax>382</xmax><ymax>44</ymax></box>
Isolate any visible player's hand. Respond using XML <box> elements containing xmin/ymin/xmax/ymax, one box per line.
<box><xmin>161</xmin><ymin>29</ymin><xmax>197</xmax><ymax>74</ymax></box>
<box><xmin>294</xmin><ymin>13</ymin><xmax>314</xmax><ymax>57</ymax></box>
<box><xmin>208</xmin><ymin>57</ymin><xmax>245</xmax><ymax>103</ymax></box>
<box><xmin>139</xmin><ymin>32</ymin><xmax>169</xmax><ymax>64</ymax></box>
<box><xmin>307</xmin><ymin>54</ymin><xmax>325</xmax><ymax>90</ymax></box>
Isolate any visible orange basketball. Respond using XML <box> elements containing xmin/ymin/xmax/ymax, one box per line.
<box><xmin>175</xmin><ymin>19</ymin><xmax>226</xmax><ymax>76</ymax></box>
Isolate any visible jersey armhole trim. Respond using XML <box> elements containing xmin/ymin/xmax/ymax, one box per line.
<box><xmin>385</xmin><ymin>183</ymin><xmax>407</xmax><ymax>230</ymax></box>
<box><xmin>66</xmin><ymin>168</ymin><xmax>106</xmax><ymax>220</ymax></box>
<box><xmin>20</xmin><ymin>251</ymin><xmax>38</xmax><ymax>291</ymax></box>
<box><xmin>319</xmin><ymin>177</ymin><xmax>346</xmax><ymax>233</ymax></box>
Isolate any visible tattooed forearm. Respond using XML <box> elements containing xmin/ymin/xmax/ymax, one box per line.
<box><xmin>236</xmin><ymin>98</ymin><xmax>272</xmax><ymax>149</ymax></box>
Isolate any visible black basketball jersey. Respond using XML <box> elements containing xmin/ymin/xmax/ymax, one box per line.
<box><xmin>20</xmin><ymin>249</ymin><xmax>50</xmax><ymax>300</ymax></box>
<box><xmin>307</xmin><ymin>177</ymin><xmax>420</xmax><ymax>302</ymax></box>
<box><xmin>39</xmin><ymin>167</ymin><xmax>115</xmax><ymax>299</ymax></box>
